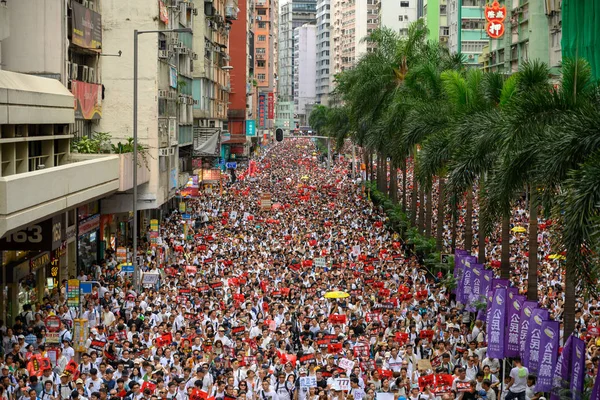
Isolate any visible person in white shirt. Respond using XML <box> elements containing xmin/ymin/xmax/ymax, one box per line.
<box><xmin>256</xmin><ymin>379</ymin><xmax>279</xmax><ymax>400</ymax></box>
<box><xmin>85</xmin><ymin>369</ymin><xmax>103</xmax><ymax>393</ymax></box>
<box><xmin>505</xmin><ymin>357</ymin><xmax>528</xmax><ymax>400</ymax></box>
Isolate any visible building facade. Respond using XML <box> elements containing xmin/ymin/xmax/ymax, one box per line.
<box><xmin>315</xmin><ymin>0</ymin><xmax>331</xmax><ymax>105</ymax></box>
<box><xmin>379</xmin><ymin>0</ymin><xmax>418</xmax><ymax>36</ymax></box>
<box><xmin>423</xmin><ymin>0</ymin><xmax>449</xmax><ymax>44</ymax></box>
<box><xmin>447</xmin><ymin>0</ymin><xmax>488</xmax><ymax>66</ymax></box>
<box><xmin>481</xmin><ymin>0</ymin><xmax>561</xmax><ymax>76</ymax></box>
<box><xmin>276</xmin><ymin>0</ymin><xmax>316</xmax><ymax>132</ymax></box>
<box><xmin>293</xmin><ymin>24</ymin><xmax>317</xmax><ymax>125</ymax></box>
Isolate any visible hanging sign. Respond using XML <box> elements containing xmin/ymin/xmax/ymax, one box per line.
<box><xmin>485</xmin><ymin>0</ymin><xmax>506</xmax><ymax>39</ymax></box>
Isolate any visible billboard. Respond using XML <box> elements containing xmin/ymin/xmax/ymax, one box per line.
<box><xmin>258</xmin><ymin>94</ymin><xmax>266</xmax><ymax>127</ymax></box>
<box><xmin>71</xmin><ymin>80</ymin><xmax>102</xmax><ymax>120</ymax></box>
<box><xmin>246</xmin><ymin>120</ymin><xmax>256</xmax><ymax>136</ymax></box>
<box><xmin>268</xmin><ymin>92</ymin><xmax>274</xmax><ymax>119</ymax></box>
<box><xmin>71</xmin><ymin>1</ymin><xmax>102</xmax><ymax>51</ymax></box>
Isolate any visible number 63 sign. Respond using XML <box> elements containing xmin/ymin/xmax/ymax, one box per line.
<box><xmin>0</xmin><ymin>215</ymin><xmax>64</xmax><ymax>251</ymax></box>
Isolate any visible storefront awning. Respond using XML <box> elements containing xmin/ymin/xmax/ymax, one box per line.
<box><xmin>221</xmin><ymin>136</ymin><xmax>247</xmax><ymax>145</ymax></box>
<box><xmin>0</xmin><ymin>70</ymin><xmax>74</xmax><ymax>124</ymax></box>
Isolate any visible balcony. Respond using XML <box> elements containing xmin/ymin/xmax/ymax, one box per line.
<box><xmin>0</xmin><ymin>155</ymin><xmax>119</xmax><ymax>237</ymax></box>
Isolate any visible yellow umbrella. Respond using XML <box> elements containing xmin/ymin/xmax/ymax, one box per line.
<box><xmin>301</xmin><ymin>175</ymin><xmax>310</xmax><ymax>180</ymax></box>
<box><xmin>117</xmin><ymin>262</ymin><xmax>133</xmax><ymax>271</ymax></box>
<box><xmin>324</xmin><ymin>291</ymin><xmax>350</xmax><ymax>299</ymax></box>
<box><xmin>511</xmin><ymin>226</ymin><xmax>527</xmax><ymax>233</ymax></box>
<box><xmin>548</xmin><ymin>254</ymin><xmax>566</xmax><ymax>260</ymax></box>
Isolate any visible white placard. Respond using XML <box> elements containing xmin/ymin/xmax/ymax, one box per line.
<box><xmin>353</xmin><ymin>389</ymin><xmax>365</xmax><ymax>400</ymax></box>
<box><xmin>335</xmin><ymin>378</ymin><xmax>350</xmax><ymax>391</ymax></box>
<box><xmin>314</xmin><ymin>258</ymin><xmax>326</xmax><ymax>267</ymax></box>
<box><xmin>376</xmin><ymin>394</ymin><xmax>394</xmax><ymax>400</ymax></box>
<box><xmin>230</xmin><ymin>211</ymin><xmax>238</xmax><ymax>220</ymax></box>
<box><xmin>299</xmin><ymin>377</ymin><xmax>317</xmax><ymax>388</ymax></box>
<box><xmin>142</xmin><ymin>272</ymin><xmax>160</xmax><ymax>285</ymax></box>
<box><xmin>352</xmin><ymin>245</ymin><xmax>361</xmax><ymax>256</ymax></box>
<box><xmin>338</xmin><ymin>358</ymin><xmax>355</xmax><ymax>372</ymax></box>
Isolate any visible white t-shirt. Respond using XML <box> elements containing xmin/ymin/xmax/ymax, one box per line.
<box><xmin>509</xmin><ymin>366</ymin><xmax>528</xmax><ymax>393</ymax></box>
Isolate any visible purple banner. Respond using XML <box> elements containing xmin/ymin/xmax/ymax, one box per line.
<box><xmin>491</xmin><ymin>278</ymin><xmax>509</xmax><ymax>289</ymax></box>
<box><xmin>590</xmin><ymin>359</ymin><xmax>600</xmax><ymax>400</ymax></box>
<box><xmin>505</xmin><ymin>294</ymin><xmax>525</xmax><ymax>358</ymax></box>
<box><xmin>459</xmin><ymin>261</ymin><xmax>474</xmax><ymax>304</ymax></box>
<box><xmin>551</xmin><ymin>335</ymin><xmax>573</xmax><ymax>400</ymax></box>
<box><xmin>535</xmin><ymin>320</ymin><xmax>559</xmax><ymax>392</ymax></box>
<box><xmin>466</xmin><ymin>264</ymin><xmax>486</xmax><ymax>312</ymax></box>
<box><xmin>485</xmin><ymin>289</ymin><xmax>494</xmax><ymax>328</ymax></box>
<box><xmin>524</xmin><ymin>307</ymin><xmax>549</xmax><ymax>373</ymax></box>
<box><xmin>519</xmin><ymin>301</ymin><xmax>538</xmax><ymax>360</ymax></box>
<box><xmin>571</xmin><ymin>336</ymin><xmax>586</xmax><ymax>400</ymax></box>
<box><xmin>486</xmin><ymin>287</ymin><xmax>506</xmax><ymax>359</ymax></box>
<box><xmin>454</xmin><ymin>252</ymin><xmax>466</xmax><ymax>296</ymax></box>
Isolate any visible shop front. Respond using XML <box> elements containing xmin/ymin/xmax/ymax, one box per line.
<box><xmin>77</xmin><ymin>201</ymin><xmax>100</xmax><ymax>272</ymax></box>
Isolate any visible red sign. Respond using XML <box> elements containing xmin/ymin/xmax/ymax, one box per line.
<box><xmin>484</xmin><ymin>1</ymin><xmax>506</xmax><ymax>39</ymax></box>
<box><xmin>72</xmin><ymin>80</ymin><xmax>102</xmax><ymax>119</ymax></box>
<box><xmin>258</xmin><ymin>94</ymin><xmax>266</xmax><ymax>127</ymax></box>
<box><xmin>45</xmin><ymin>316</ymin><xmax>61</xmax><ymax>332</ymax></box>
<box><xmin>159</xmin><ymin>0</ymin><xmax>169</xmax><ymax>24</ymax></box>
<box><xmin>267</xmin><ymin>92</ymin><xmax>274</xmax><ymax>119</ymax></box>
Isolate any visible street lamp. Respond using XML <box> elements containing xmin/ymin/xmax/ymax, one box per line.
<box><xmin>132</xmin><ymin>27</ymin><xmax>193</xmax><ymax>292</ymax></box>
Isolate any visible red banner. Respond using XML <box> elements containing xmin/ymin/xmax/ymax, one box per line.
<box><xmin>268</xmin><ymin>92</ymin><xmax>274</xmax><ymax>119</ymax></box>
<box><xmin>72</xmin><ymin>80</ymin><xmax>102</xmax><ymax>120</ymax></box>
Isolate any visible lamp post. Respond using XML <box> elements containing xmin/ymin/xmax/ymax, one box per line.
<box><xmin>133</xmin><ymin>27</ymin><xmax>192</xmax><ymax>292</ymax></box>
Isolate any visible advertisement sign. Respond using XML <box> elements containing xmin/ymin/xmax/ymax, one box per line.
<box><xmin>268</xmin><ymin>92</ymin><xmax>274</xmax><ymax>119</ymax></box>
<box><xmin>485</xmin><ymin>0</ymin><xmax>506</xmax><ymax>39</ymax></box>
<box><xmin>0</xmin><ymin>215</ymin><xmax>64</xmax><ymax>251</ymax></box>
<box><xmin>246</xmin><ymin>120</ymin><xmax>256</xmax><ymax>136</ymax></box>
<box><xmin>258</xmin><ymin>94</ymin><xmax>266</xmax><ymax>127</ymax></box>
<box><xmin>170</xmin><ymin>169</ymin><xmax>177</xmax><ymax>190</ymax></box>
<box><xmin>169</xmin><ymin>66</ymin><xmax>178</xmax><ymax>89</ymax></box>
<box><xmin>71</xmin><ymin>1</ymin><xmax>102</xmax><ymax>51</ymax></box>
<box><xmin>116</xmin><ymin>247</ymin><xmax>127</xmax><ymax>262</ymax></box>
<box><xmin>78</xmin><ymin>214</ymin><xmax>100</xmax><ymax>237</ymax></box>
<box><xmin>72</xmin><ymin>81</ymin><xmax>102</xmax><ymax>119</ymax></box>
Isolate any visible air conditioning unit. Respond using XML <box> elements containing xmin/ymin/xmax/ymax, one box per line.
<box><xmin>170</xmin><ymin>36</ymin><xmax>179</xmax><ymax>45</ymax></box>
<box><xmin>158</xmin><ymin>148</ymin><xmax>169</xmax><ymax>157</ymax></box>
<box><xmin>168</xmin><ymin>91</ymin><xmax>177</xmax><ymax>99</ymax></box>
<box><xmin>158</xmin><ymin>89</ymin><xmax>168</xmax><ymax>98</ymax></box>
<box><xmin>169</xmin><ymin>147</ymin><xmax>176</xmax><ymax>155</ymax></box>
<box><xmin>88</xmin><ymin>67</ymin><xmax>95</xmax><ymax>83</ymax></box>
<box><xmin>88</xmin><ymin>0</ymin><xmax>95</xmax><ymax>10</ymax></box>
<box><xmin>71</xmin><ymin>63</ymin><xmax>79</xmax><ymax>80</ymax></box>
<box><xmin>193</xmin><ymin>8</ymin><xmax>198</xmax><ymax>16</ymax></box>
<box><xmin>82</xmin><ymin>0</ymin><xmax>89</xmax><ymax>8</ymax></box>
<box><xmin>159</xmin><ymin>50</ymin><xmax>169</xmax><ymax>59</ymax></box>
<box><xmin>179</xmin><ymin>95</ymin><xmax>187</xmax><ymax>104</ymax></box>
<box><xmin>170</xmin><ymin>0</ymin><xmax>179</xmax><ymax>7</ymax></box>
<box><xmin>256</xmin><ymin>16</ymin><xmax>262</xmax><ymax>21</ymax></box>
<box><xmin>192</xmin><ymin>52</ymin><xmax>198</xmax><ymax>60</ymax></box>
<box><xmin>81</xmin><ymin>66</ymin><xmax>89</xmax><ymax>82</ymax></box>
<box><xmin>193</xmin><ymin>99</ymin><xmax>199</xmax><ymax>105</ymax></box>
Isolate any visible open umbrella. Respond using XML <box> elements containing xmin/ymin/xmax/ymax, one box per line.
<box><xmin>548</xmin><ymin>254</ymin><xmax>566</xmax><ymax>260</ymax></box>
<box><xmin>324</xmin><ymin>291</ymin><xmax>350</xmax><ymax>299</ymax></box>
<box><xmin>301</xmin><ymin>176</ymin><xmax>310</xmax><ymax>180</ymax></box>
<box><xmin>511</xmin><ymin>226</ymin><xmax>527</xmax><ymax>233</ymax></box>
<box><xmin>117</xmin><ymin>263</ymin><xmax>133</xmax><ymax>272</ymax></box>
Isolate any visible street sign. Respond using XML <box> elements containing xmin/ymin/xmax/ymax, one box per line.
<box><xmin>121</xmin><ymin>265</ymin><xmax>135</xmax><ymax>273</ymax></box>
<box><xmin>225</xmin><ymin>162</ymin><xmax>237</xmax><ymax>169</ymax></box>
<box><xmin>79</xmin><ymin>282</ymin><xmax>93</xmax><ymax>294</ymax></box>
<box><xmin>219</xmin><ymin>158</ymin><xmax>225</xmax><ymax>165</ymax></box>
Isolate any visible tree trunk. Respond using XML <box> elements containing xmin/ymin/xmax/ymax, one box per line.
<box><xmin>436</xmin><ymin>177</ymin><xmax>445</xmax><ymax>252</ymax></box>
<box><xmin>500</xmin><ymin>213</ymin><xmax>511</xmax><ymax>279</ymax></box>
<box><xmin>377</xmin><ymin>152</ymin><xmax>387</xmax><ymax>194</ymax></box>
<box><xmin>465</xmin><ymin>189</ymin><xmax>473</xmax><ymax>252</ymax></box>
<box><xmin>411</xmin><ymin>179</ymin><xmax>418</xmax><ymax>227</ymax></box>
<box><xmin>389</xmin><ymin>163</ymin><xmax>398</xmax><ymax>204</ymax></box>
<box><xmin>401</xmin><ymin>159</ymin><xmax>407</xmax><ymax>213</ymax></box>
<box><xmin>527</xmin><ymin>186</ymin><xmax>538</xmax><ymax>301</ymax></box>
<box><xmin>563</xmin><ymin>260</ymin><xmax>576</xmax><ymax>343</ymax></box>
<box><xmin>418</xmin><ymin>189</ymin><xmax>425</xmax><ymax>234</ymax></box>
<box><xmin>371</xmin><ymin>152</ymin><xmax>376</xmax><ymax>182</ymax></box>
<box><xmin>451</xmin><ymin>197</ymin><xmax>458</xmax><ymax>253</ymax></box>
<box><xmin>425</xmin><ymin>187</ymin><xmax>432</xmax><ymax>238</ymax></box>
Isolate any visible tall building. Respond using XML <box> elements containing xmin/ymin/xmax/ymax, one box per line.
<box><xmin>276</xmin><ymin>0</ymin><xmax>316</xmax><ymax>131</ymax></box>
<box><xmin>254</xmin><ymin>0</ymin><xmax>279</xmax><ymax>135</ymax></box>
<box><xmin>330</xmin><ymin>0</ymin><xmax>378</xmax><ymax>89</ymax></box>
<box><xmin>315</xmin><ymin>0</ymin><xmax>331</xmax><ymax>105</ymax></box>
<box><xmin>380</xmin><ymin>0</ymin><xmax>418</xmax><ymax>36</ymax></box>
<box><xmin>447</xmin><ymin>0</ymin><xmax>488</xmax><ymax>66</ymax></box>
<box><xmin>191</xmin><ymin>0</ymin><xmax>235</xmax><ymax>162</ymax></box>
<box><xmin>481</xmin><ymin>1</ymin><xmax>562</xmax><ymax>76</ymax></box>
<box><xmin>423</xmin><ymin>0</ymin><xmax>449</xmax><ymax>44</ymax></box>
<box><xmin>0</xmin><ymin>0</ymin><xmax>123</xmax><ymax>319</ymax></box>
<box><xmin>293</xmin><ymin>24</ymin><xmax>317</xmax><ymax>124</ymax></box>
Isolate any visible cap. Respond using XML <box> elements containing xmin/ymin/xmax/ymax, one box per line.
<box><xmin>17</xmin><ymin>335</ymin><xmax>25</xmax><ymax>339</ymax></box>
<box><xmin>76</xmin><ymin>379</ymin><xmax>84</xmax><ymax>384</ymax></box>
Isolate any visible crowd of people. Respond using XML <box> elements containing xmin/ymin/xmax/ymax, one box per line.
<box><xmin>0</xmin><ymin>139</ymin><xmax>597</xmax><ymax>400</ymax></box>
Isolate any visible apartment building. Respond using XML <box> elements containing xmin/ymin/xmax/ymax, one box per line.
<box><xmin>448</xmin><ymin>0</ymin><xmax>488</xmax><ymax>66</ymax></box>
<box><xmin>293</xmin><ymin>24</ymin><xmax>317</xmax><ymax>124</ymax></box>
<box><xmin>482</xmin><ymin>0</ymin><xmax>561</xmax><ymax>76</ymax></box>
<box><xmin>276</xmin><ymin>0</ymin><xmax>316</xmax><ymax>132</ymax></box>
<box><xmin>423</xmin><ymin>0</ymin><xmax>449</xmax><ymax>44</ymax></box>
<box><xmin>380</xmin><ymin>0</ymin><xmax>418</xmax><ymax>36</ymax></box>
<box><xmin>316</xmin><ymin>0</ymin><xmax>331</xmax><ymax>105</ymax></box>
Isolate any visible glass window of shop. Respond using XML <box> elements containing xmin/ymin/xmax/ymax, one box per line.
<box><xmin>77</xmin><ymin>201</ymin><xmax>100</xmax><ymax>274</ymax></box>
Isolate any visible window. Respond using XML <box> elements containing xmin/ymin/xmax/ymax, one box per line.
<box><xmin>398</xmin><ymin>15</ymin><xmax>403</xmax><ymax>21</ymax></box>
<box><xmin>257</xmin><ymin>60</ymin><xmax>266</xmax><ymax>68</ymax></box>
<box><xmin>256</xmin><ymin>48</ymin><xmax>266</xmax><ymax>54</ymax></box>
<box><xmin>440</xmin><ymin>4</ymin><xmax>447</xmax><ymax>15</ymax></box>
<box><xmin>258</xmin><ymin>35</ymin><xmax>266</xmax><ymax>42</ymax></box>
<box><xmin>400</xmin><ymin>1</ymin><xmax>410</xmax><ymax>6</ymax></box>
<box><xmin>257</xmin><ymin>8</ymin><xmax>267</xmax><ymax>15</ymax></box>
<box><xmin>258</xmin><ymin>22</ymin><xmax>267</xmax><ymax>28</ymax></box>
<box><xmin>257</xmin><ymin>74</ymin><xmax>266</xmax><ymax>80</ymax></box>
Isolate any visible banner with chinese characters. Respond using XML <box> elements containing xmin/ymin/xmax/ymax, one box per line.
<box><xmin>268</xmin><ymin>92</ymin><xmax>274</xmax><ymax>119</ymax></box>
<box><xmin>258</xmin><ymin>94</ymin><xmax>266</xmax><ymax>127</ymax></box>
<box><xmin>485</xmin><ymin>0</ymin><xmax>506</xmax><ymax>38</ymax></box>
